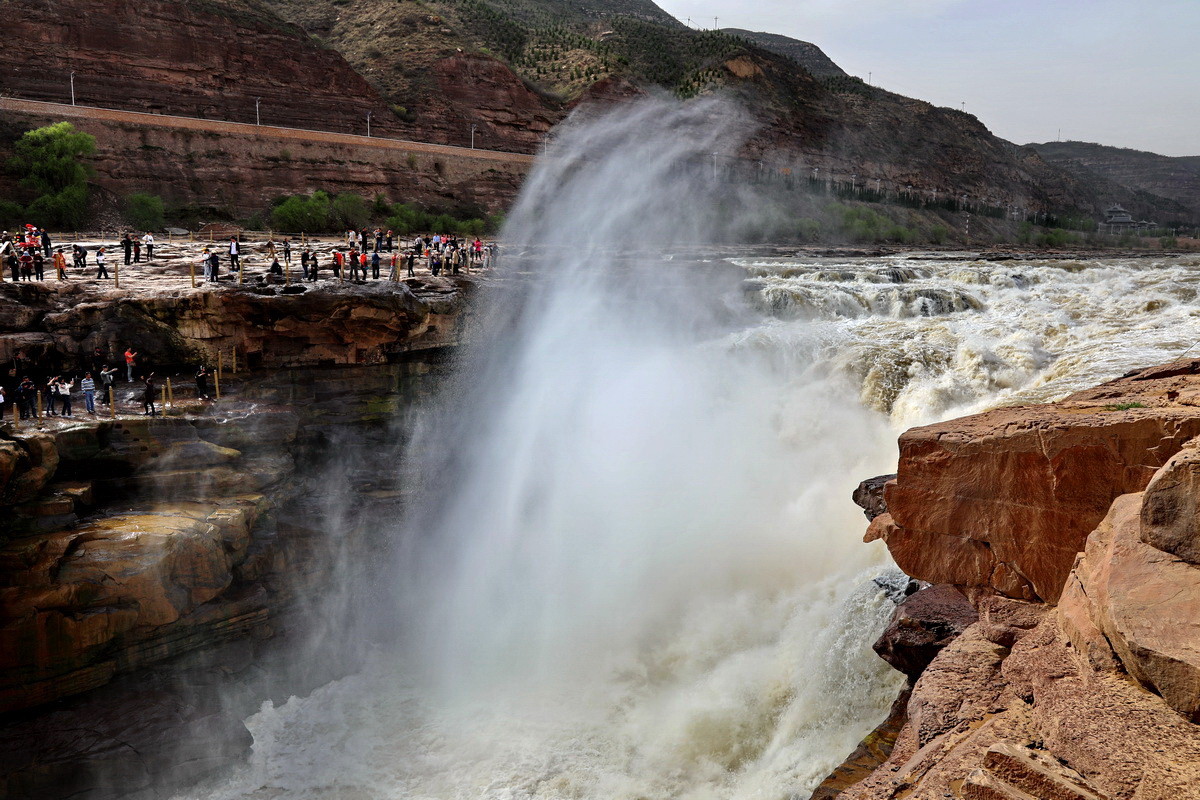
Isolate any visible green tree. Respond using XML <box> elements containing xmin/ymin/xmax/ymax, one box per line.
<box><xmin>125</xmin><ymin>193</ymin><xmax>165</xmax><ymax>230</ymax></box>
<box><xmin>8</xmin><ymin>122</ymin><xmax>95</xmax><ymax>228</ymax></box>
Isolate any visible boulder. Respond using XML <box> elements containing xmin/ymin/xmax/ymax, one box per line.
<box><xmin>853</xmin><ymin>473</ymin><xmax>896</xmax><ymax>520</ymax></box>
<box><xmin>873</xmin><ymin>584</ymin><xmax>978</xmax><ymax>680</ymax></box>
<box><xmin>1140</xmin><ymin>440</ymin><xmax>1200</xmax><ymax>563</ymax></box>
<box><xmin>1072</xmin><ymin>492</ymin><xmax>1200</xmax><ymax>720</ymax></box>
<box><xmin>879</xmin><ymin>364</ymin><xmax>1200</xmax><ymax>601</ymax></box>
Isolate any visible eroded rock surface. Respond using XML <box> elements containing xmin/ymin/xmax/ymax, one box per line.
<box><xmin>879</xmin><ymin>361</ymin><xmax>1200</xmax><ymax>601</ymax></box>
<box><xmin>838</xmin><ymin>359</ymin><xmax>1200</xmax><ymax>800</ymax></box>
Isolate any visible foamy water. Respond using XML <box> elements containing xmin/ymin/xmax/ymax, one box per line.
<box><xmin>738</xmin><ymin>253</ymin><xmax>1200</xmax><ymax>424</ymax></box>
<box><xmin>174</xmin><ymin>97</ymin><xmax>1200</xmax><ymax>800</ymax></box>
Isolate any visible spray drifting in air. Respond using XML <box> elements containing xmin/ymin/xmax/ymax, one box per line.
<box><xmin>185</xmin><ymin>97</ymin><xmax>905</xmax><ymax>800</ymax></box>
<box><xmin>389</xmin><ymin>95</ymin><xmax>905</xmax><ymax>793</ymax></box>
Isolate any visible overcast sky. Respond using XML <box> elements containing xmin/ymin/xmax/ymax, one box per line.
<box><xmin>655</xmin><ymin>0</ymin><xmax>1199</xmax><ymax>156</ymax></box>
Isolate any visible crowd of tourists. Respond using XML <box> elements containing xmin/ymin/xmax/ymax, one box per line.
<box><xmin>1</xmin><ymin>346</ymin><xmax>218</xmax><ymax>423</ymax></box>
<box><xmin>2</xmin><ymin>225</ymin><xmax>497</xmax><ymax>284</ymax></box>
<box><xmin>198</xmin><ymin>229</ymin><xmax>496</xmax><ymax>283</ymax></box>
<box><xmin>0</xmin><ymin>227</ymin><xmax>159</xmax><ymax>281</ymax></box>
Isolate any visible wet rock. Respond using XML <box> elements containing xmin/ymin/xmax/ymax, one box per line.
<box><xmin>809</xmin><ymin>686</ymin><xmax>911</xmax><ymax>800</ymax></box>
<box><xmin>873</xmin><ymin>584</ymin><xmax>979</xmax><ymax>680</ymax></box>
<box><xmin>853</xmin><ymin>473</ymin><xmax>895</xmax><ymax>520</ymax></box>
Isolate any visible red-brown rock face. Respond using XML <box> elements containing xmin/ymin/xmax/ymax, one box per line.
<box><xmin>875</xmin><ymin>362</ymin><xmax>1200</xmax><ymax>602</ymax></box>
<box><xmin>0</xmin><ymin>0</ymin><xmax>402</xmax><ymax>136</ymax></box>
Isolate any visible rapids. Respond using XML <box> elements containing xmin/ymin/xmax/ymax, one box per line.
<box><xmin>174</xmin><ymin>97</ymin><xmax>1200</xmax><ymax>800</ymax></box>
<box><xmin>739</xmin><ymin>254</ymin><xmax>1200</xmax><ymax>424</ymax></box>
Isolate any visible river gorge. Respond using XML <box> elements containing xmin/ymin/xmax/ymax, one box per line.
<box><xmin>5</xmin><ymin>100</ymin><xmax>1200</xmax><ymax>800</ymax></box>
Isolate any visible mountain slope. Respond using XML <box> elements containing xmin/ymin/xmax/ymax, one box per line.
<box><xmin>721</xmin><ymin>29</ymin><xmax>847</xmax><ymax>78</ymax></box>
<box><xmin>1027</xmin><ymin>140</ymin><xmax>1200</xmax><ymax>220</ymax></box>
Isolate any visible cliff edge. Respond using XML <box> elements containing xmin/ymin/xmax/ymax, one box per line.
<box><xmin>826</xmin><ymin>360</ymin><xmax>1200</xmax><ymax>800</ymax></box>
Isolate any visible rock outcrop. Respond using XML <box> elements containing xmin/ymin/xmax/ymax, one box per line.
<box><xmin>835</xmin><ymin>359</ymin><xmax>1200</xmax><ymax>800</ymax></box>
<box><xmin>0</xmin><ymin>276</ymin><xmax>472</xmax><ymax>799</ymax></box>
<box><xmin>870</xmin><ymin>363</ymin><xmax>1200</xmax><ymax>602</ymax></box>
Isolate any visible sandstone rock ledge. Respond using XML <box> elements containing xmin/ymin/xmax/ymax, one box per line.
<box><xmin>823</xmin><ymin>360</ymin><xmax>1200</xmax><ymax>800</ymax></box>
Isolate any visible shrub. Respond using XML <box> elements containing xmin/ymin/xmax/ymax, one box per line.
<box><xmin>0</xmin><ymin>199</ymin><xmax>24</xmax><ymax>226</ymax></box>
<box><xmin>795</xmin><ymin>218</ymin><xmax>821</xmax><ymax>242</ymax></box>
<box><xmin>26</xmin><ymin>184</ymin><xmax>89</xmax><ymax>230</ymax></box>
<box><xmin>270</xmin><ymin>191</ymin><xmax>334</xmax><ymax>233</ymax></box>
<box><xmin>331</xmin><ymin>192</ymin><xmax>370</xmax><ymax>229</ymax></box>
<box><xmin>124</xmin><ymin>192</ymin><xmax>165</xmax><ymax>230</ymax></box>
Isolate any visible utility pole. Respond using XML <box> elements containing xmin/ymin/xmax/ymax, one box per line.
<box><xmin>470</xmin><ymin>124</ymin><xmax>477</xmax><ymax>149</ymax></box>
<box><xmin>69</xmin><ymin>71</ymin><xmax>75</xmax><ymax>106</ymax></box>
<box><xmin>255</xmin><ymin>98</ymin><xmax>261</xmax><ymax>126</ymax></box>
<box><xmin>713</xmin><ymin>16</ymin><xmax>718</xmax><ymax>29</ymax></box>
<box><xmin>868</xmin><ymin>71</ymin><xmax>872</xmax><ymax>86</ymax></box>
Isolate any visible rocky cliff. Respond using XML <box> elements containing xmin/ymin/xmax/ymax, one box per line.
<box><xmin>823</xmin><ymin>361</ymin><xmax>1200</xmax><ymax>799</ymax></box>
<box><xmin>0</xmin><ymin>0</ymin><xmax>403</xmax><ymax>136</ymax></box>
<box><xmin>0</xmin><ymin>277</ymin><xmax>470</xmax><ymax>797</ymax></box>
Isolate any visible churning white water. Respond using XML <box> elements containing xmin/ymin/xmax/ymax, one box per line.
<box><xmin>178</xmin><ymin>99</ymin><xmax>1200</xmax><ymax>800</ymax></box>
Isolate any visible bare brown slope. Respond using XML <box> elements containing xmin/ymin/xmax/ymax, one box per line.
<box><xmin>1029</xmin><ymin>140</ymin><xmax>1200</xmax><ymax>220</ymax></box>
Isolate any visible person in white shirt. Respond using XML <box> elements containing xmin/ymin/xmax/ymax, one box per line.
<box><xmin>229</xmin><ymin>236</ymin><xmax>240</xmax><ymax>271</ymax></box>
<box><xmin>142</xmin><ymin>232</ymin><xmax>155</xmax><ymax>260</ymax></box>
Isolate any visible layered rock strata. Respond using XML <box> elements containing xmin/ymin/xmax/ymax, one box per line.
<box><xmin>828</xmin><ymin>359</ymin><xmax>1200</xmax><ymax>800</ymax></box>
<box><xmin>0</xmin><ymin>279</ymin><xmax>469</xmax><ymax>795</ymax></box>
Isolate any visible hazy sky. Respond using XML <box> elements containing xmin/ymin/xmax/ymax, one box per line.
<box><xmin>655</xmin><ymin>0</ymin><xmax>1199</xmax><ymax>156</ymax></box>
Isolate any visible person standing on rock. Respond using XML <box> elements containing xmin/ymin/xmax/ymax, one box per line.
<box><xmin>96</xmin><ymin>247</ymin><xmax>109</xmax><ymax>279</ymax></box>
<box><xmin>6</xmin><ymin>249</ymin><xmax>19</xmax><ymax>282</ymax></box>
<box><xmin>18</xmin><ymin>248</ymin><xmax>33</xmax><ymax>280</ymax></box>
<box><xmin>406</xmin><ymin>249</ymin><xmax>416</xmax><ymax>278</ymax></box>
<box><xmin>374</xmin><ymin>228</ymin><xmax>382</xmax><ymax>253</ymax></box>
<box><xmin>72</xmin><ymin>243</ymin><xmax>87</xmax><ymax>272</ymax></box>
<box><xmin>45</xmin><ymin>376</ymin><xmax>60</xmax><ymax>415</ymax></box>
<box><xmin>142</xmin><ymin>373</ymin><xmax>157</xmax><ymax>416</ymax></box>
<box><xmin>122</xmin><ymin>233</ymin><xmax>133</xmax><ymax>266</ymax></box>
<box><xmin>124</xmin><ymin>348</ymin><xmax>138</xmax><ymax>382</ymax></box>
<box><xmin>299</xmin><ymin>248</ymin><xmax>310</xmax><ymax>280</ymax></box>
<box><xmin>208</xmin><ymin>249</ymin><xmax>221</xmax><ymax>282</ymax></box>
<box><xmin>371</xmin><ymin>250</ymin><xmax>381</xmax><ymax>279</ymax></box>
<box><xmin>100</xmin><ymin>366</ymin><xmax>117</xmax><ymax>405</ymax></box>
<box><xmin>53</xmin><ymin>248</ymin><xmax>68</xmax><ymax>281</ymax></box>
<box><xmin>57</xmin><ymin>376</ymin><xmax>74</xmax><ymax>418</ymax></box>
<box><xmin>229</xmin><ymin>236</ymin><xmax>240</xmax><ymax>272</ymax></box>
<box><xmin>80</xmin><ymin>372</ymin><xmax>96</xmax><ymax>414</ymax></box>
<box><xmin>142</xmin><ymin>232</ymin><xmax>155</xmax><ymax>260</ymax></box>
<box><xmin>348</xmin><ymin>247</ymin><xmax>360</xmax><ymax>280</ymax></box>
<box><xmin>16</xmin><ymin>377</ymin><xmax>34</xmax><ymax>420</ymax></box>
<box><xmin>32</xmin><ymin>250</ymin><xmax>45</xmax><ymax>281</ymax></box>
<box><xmin>196</xmin><ymin>365</ymin><xmax>210</xmax><ymax>401</ymax></box>
<box><xmin>385</xmin><ymin>230</ymin><xmax>393</xmax><ymax>252</ymax></box>
<box><xmin>40</xmin><ymin>228</ymin><xmax>52</xmax><ymax>258</ymax></box>
<box><xmin>132</xmin><ymin>237</ymin><xmax>141</xmax><ymax>263</ymax></box>
<box><xmin>282</xmin><ymin>238</ymin><xmax>291</xmax><ymax>266</ymax></box>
